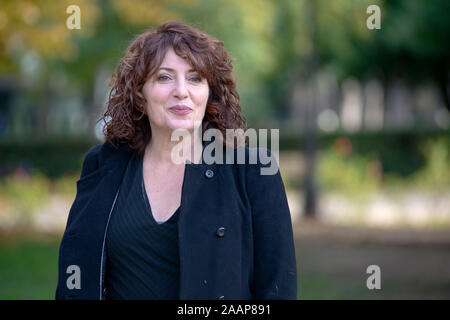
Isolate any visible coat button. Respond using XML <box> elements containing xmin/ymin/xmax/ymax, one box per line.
<box><xmin>217</xmin><ymin>295</ymin><xmax>225</xmax><ymax>300</ymax></box>
<box><xmin>205</xmin><ymin>169</ymin><xmax>214</xmax><ymax>179</ymax></box>
<box><xmin>216</xmin><ymin>227</ymin><xmax>226</xmax><ymax>237</ymax></box>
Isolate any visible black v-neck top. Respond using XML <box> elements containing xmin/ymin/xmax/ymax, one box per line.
<box><xmin>104</xmin><ymin>151</ymin><xmax>180</xmax><ymax>299</ymax></box>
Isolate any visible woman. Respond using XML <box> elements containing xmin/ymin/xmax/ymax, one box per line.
<box><xmin>56</xmin><ymin>20</ymin><xmax>297</xmax><ymax>300</ymax></box>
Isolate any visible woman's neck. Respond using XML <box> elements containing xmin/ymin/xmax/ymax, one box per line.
<box><xmin>144</xmin><ymin>127</ymin><xmax>203</xmax><ymax>166</ymax></box>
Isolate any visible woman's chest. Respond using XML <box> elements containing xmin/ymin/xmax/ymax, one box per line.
<box><xmin>142</xmin><ymin>164</ymin><xmax>186</xmax><ymax>222</ymax></box>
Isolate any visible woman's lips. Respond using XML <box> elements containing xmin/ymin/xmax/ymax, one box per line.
<box><xmin>169</xmin><ymin>105</ymin><xmax>192</xmax><ymax>115</ymax></box>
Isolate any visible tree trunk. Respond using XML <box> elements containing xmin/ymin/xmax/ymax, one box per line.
<box><xmin>303</xmin><ymin>0</ymin><xmax>319</xmax><ymax>219</ymax></box>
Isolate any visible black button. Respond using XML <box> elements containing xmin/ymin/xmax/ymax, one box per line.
<box><xmin>217</xmin><ymin>295</ymin><xmax>225</xmax><ymax>300</ymax></box>
<box><xmin>205</xmin><ymin>169</ymin><xmax>214</xmax><ymax>178</ymax></box>
<box><xmin>102</xmin><ymin>287</ymin><xmax>107</xmax><ymax>296</ymax></box>
<box><xmin>216</xmin><ymin>227</ymin><xmax>226</xmax><ymax>237</ymax></box>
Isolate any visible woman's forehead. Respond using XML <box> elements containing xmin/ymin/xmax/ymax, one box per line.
<box><xmin>147</xmin><ymin>45</ymin><xmax>208</xmax><ymax>78</ymax></box>
<box><xmin>158</xmin><ymin>66</ymin><xmax>197</xmax><ymax>73</ymax></box>
<box><xmin>160</xmin><ymin>48</ymin><xmax>197</xmax><ymax>70</ymax></box>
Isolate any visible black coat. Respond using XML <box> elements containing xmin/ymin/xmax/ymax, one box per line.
<box><xmin>55</xmin><ymin>139</ymin><xmax>297</xmax><ymax>300</ymax></box>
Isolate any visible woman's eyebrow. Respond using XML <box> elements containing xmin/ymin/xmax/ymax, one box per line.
<box><xmin>159</xmin><ymin>67</ymin><xmax>196</xmax><ymax>73</ymax></box>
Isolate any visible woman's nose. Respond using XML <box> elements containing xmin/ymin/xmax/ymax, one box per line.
<box><xmin>173</xmin><ymin>79</ymin><xmax>188</xmax><ymax>99</ymax></box>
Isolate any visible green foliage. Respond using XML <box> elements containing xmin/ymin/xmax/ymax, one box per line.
<box><xmin>298</xmin><ymin>273</ymin><xmax>379</xmax><ymax>300</ymax></box>
<box><xmin>52</xmin><ymin>173</ymin><xmax>78</xmax><ymax>196</ymax></box>
<box><xmin>317</xmin><ymin>148</ymin><xmax>382</xmax><ymax>200</ymax></box>
<box><xmin>0</xmin><ymin>236</ymin><xmax>60</xmax><ymax>299</ymax></box>
<box><xmin>409</xmin><ymin>137</ymin><xmax>450</xmax><ymax>189</ymax></box>
<box><xmin>0</xmin><ymin>138</ymin><xmax>96</xmax><ymax>178</ymax></box>
<box><xmin>0</xmin><ymin>170</ymin><xmax>77</xmax><ymax>228</ymax></box>
<box><xmin>316</xmin><ymin>134</ymin><xmax>450</xmax><ymax>197</ymax></box>
<box><xmin>2</xmin><ymin>0</ymin><xmax>450</xmax><ymax>130</ymax></box>
<box><xmin>0</xmin><ymin>171</ymin><xmax>50</xmax><ymax>225</ymax></box>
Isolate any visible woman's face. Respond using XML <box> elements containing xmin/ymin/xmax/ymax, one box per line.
<box><xmin>142</xmin><ymin>47</ymin><xmax>209</xmax><ymax>134</ymax></box>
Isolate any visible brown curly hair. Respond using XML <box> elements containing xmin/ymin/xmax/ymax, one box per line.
<box><xmin>99</xmin><ymin>20</ymin><xmax>247</xmax><ymax>155</ymax></box>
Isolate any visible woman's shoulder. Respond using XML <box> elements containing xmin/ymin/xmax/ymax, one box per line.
<box><xmin>85</xmin><ymin>143</ymin><xmax>102</xmax><ymax>159</ymax></box>
<box><xmin>222</xmin><ymin>145</ymin><xmax>279</xmax><ymax>176</ymax></box>
<box><xmin>81</xmin><ymin>139</ymin><xmax>134</xmax><ymax>174</ymax></box>
<box><xmin>80</xmin><ymin>144</ymin><xmax>102</xmax><ymax>178</ymax></box>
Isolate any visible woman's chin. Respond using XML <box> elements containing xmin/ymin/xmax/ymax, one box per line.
<box><xmin>167</xmin><ymin>119</ymin><xmax>201</xmax><ymax>133</ymax></box>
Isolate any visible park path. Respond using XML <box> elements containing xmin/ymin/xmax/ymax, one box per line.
<box><xmin>293</xmin><ymin>221</ymin><xmax>450</xmax><ymax>299</ymax></box>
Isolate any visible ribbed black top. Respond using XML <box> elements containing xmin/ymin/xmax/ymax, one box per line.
<box><xmin>104</xmin><ymin>151</ymin><xmax>180</xmax><ymax>299</ymax></box>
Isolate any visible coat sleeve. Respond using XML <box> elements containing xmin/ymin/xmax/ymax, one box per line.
<box><xmin>246</xmin><ymin>148</ymin><xmax>298</xmax><ymax>300</ymax></box>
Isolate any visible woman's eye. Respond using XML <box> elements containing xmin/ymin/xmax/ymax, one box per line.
<box><xmin>157</xmin><ymin>75</ymin><xmax>171</xmax><ymax>81</ymax></box>
<box><xmin>157</xmin><ymin>74</ymin><xmax>202</xmax><ymax>82</ymax></box>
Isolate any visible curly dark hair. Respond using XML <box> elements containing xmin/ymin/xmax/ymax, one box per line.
<box><xmin>99</xmin><ymin>20</ymin><xmax>247</xmax><ymax>155</ymax></box>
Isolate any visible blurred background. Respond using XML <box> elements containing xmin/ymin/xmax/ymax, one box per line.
<box><xmin>0</xmin><ymin>0</ymin><xmax>449</xmax><ymax>299</ymax></box>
